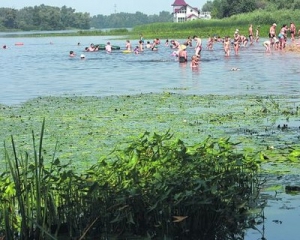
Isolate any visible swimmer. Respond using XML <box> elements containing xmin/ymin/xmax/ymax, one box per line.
<box><xmin>69</xmin><ymin>51</ymin><xmax>75</xmax><ymax>57</ymax></box>
<box><xmin>230</xmin><ymin>67</ymin><xmax>240</xmax><ymax>71</ymax></box>
<box><xmin>80</xmin><ymin>54</ymin><xmax>86</xmax><ymax>59</ymax></box>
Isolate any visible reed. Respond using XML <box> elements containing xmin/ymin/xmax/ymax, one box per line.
<box><xmin>132</xmin><ymin>9</ymin><xmax>300</xmax><ymax>39</ymax></box>
<box><xmin>0</xmin><ymin>122</ymin><xmax>264</xmax><ymax>239</ymax></box>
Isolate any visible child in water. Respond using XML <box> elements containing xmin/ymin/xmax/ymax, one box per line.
<box><xmin>134</xmin><ymin>46</ymin><xmax>139</xmax><ymax>54</ymax></box>
<box><xmin>190</xmin><ymin>55</ymin><xmax>199</xmax><ymax>68</ymax></box>
<box><xmin>263</xmin><ymin>40</ymin><xmax>271</xmax><ymax>52</ymax></box>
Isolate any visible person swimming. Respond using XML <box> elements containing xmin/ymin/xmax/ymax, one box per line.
<box><xmin>69</xmin><ymin>51</ymin><xmax>75</xmax><ymax>57</ymax></box>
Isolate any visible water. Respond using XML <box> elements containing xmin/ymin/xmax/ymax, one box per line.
<box><xmin>1</xmin><ymin>35</ymin><xmax>300</xmax><ymax>239</ymax></box>
<box><xmin>1</xmin><ymin>36</ymin><xmax>300</xmax><ymax>106</ymax></box>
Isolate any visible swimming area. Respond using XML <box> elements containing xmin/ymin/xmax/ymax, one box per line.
<box><xmin>1</xmin><ymin>35</ymin><xmax>300</xmax><ymax>106</ymax></box>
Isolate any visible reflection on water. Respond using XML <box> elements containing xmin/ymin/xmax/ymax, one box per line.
<box><xmin>1</xmin><ymin>36</ymin><xmax>300</xmax><ymax>106</ymax></box>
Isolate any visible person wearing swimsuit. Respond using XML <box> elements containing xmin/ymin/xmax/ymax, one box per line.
<box><xmin>290</xmin><ymin>22</ymin><xmax>296</xmax><ymax>41</ymax></box>
<box><xmin>233</xmin><ymin>32</ymin><xmax>240</xmax><ymax>55</ymax></box>
<box><xmin>178</xmin><ymin>45</ymin><xmax>188</xmax><ymax>63</ymax></box>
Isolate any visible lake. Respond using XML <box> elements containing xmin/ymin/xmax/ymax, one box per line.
<box><xmin>1</xmin><ymin>35</ymin><xmax>300</xmax><ymax>106</ymax></box>
<box><xmin>1</xmin><ymin>35</ymin><xmax>300</xmax><ymax>239</ymax></box>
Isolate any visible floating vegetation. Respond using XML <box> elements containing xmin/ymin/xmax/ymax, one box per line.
<box><xmin>0</xmin><ymin>93</ymin><xmax>299</xmax><ymax>238</ymax></box>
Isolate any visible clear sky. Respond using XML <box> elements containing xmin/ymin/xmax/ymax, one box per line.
<box><xmin>1</xmin><ymin>0</ymin><xmax>208</xmax><ymax>16</ymax></box>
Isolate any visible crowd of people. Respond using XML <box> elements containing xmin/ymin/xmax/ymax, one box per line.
<box><xmin>263</xmin><ymin>22</ymin><xmax>297</xmax><ymax>52</ymax></box>
<box><xmin>68</xmin><ymin>22</ymin><xmax>299</xmax><ymax>65</ymax></box>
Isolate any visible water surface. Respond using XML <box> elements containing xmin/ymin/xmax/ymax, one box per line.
<box><xmin>1</xmin><ymin>36</ymin><xmax>300</xmax><ymax>106</ymax></box>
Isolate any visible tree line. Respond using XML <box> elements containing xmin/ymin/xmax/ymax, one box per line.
<box><xmin>0</xmin><ymin>4</ymin><xmax>172</xmax><ymax>31</ymax></box>
<box><xmin>202</xmin><ymin>0</ymin><xmax>300</xmax><ymax>18</ymax></box>
<box><xmin>1</xmin><ymin>1</ymin><xmax>299</xmax><ymax>31</ymax></box>
<box><xmin>91</xmin><ymin>11</ymin><xmax>172</xmax><ymax>29</ymax></box>
<box><xmin>0</xmin><ymin>5</ymin><xmax>90</xmax><ymax>31</ymax></box>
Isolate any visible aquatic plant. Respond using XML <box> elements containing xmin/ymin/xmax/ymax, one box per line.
<box><xmin>0</xmin><ymin>121</ymin><xmax>263</xmax><ymax>239</ymax></box>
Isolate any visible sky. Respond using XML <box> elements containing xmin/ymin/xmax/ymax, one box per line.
<box><xmin>1</xmin><ymin>0</ymin><xmax>208</xmax><ymax>16</ymax></box>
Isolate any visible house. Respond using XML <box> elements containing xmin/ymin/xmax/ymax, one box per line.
<box><xmin>171</xmin><ymin>0</ymin><xmax>211</xmax><ymax>22</ymax></box>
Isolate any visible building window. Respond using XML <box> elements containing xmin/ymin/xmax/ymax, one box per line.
<box><xmin>178</xmin><ymin>17</ymin><xmax>186</xmax><ymax>22</ymax></box>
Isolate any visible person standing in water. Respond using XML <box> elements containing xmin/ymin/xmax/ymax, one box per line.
<box><xmin>290</xmin><ymin>22</ymin><xmax>296</xmax><ymax>41</ymax></box>
<box><xmin>125</xmin><ymin>40</ymin><xmax>132</xmax><ymax>51</ymax></box>
<box><xmin>178</xmin><ymin>45</ymin><xmax>188</xmax><ymax>63</ymax></box>
<box><xmin>248</xmin><ymin>24</ymin><xmax>254</xmax><ymax>45</ymax></box>
<box><xmin>105</xmin><ymin>42</ymin><xmax>112</xmax><ymax>53</ymax></box>
<box><xmin>269</xmin><ymin>23</ymin><xmax>277</xmax><ymax>47</ymax></box>
<box><xmin>193</xmin><ymin>35</ymin><xmax>202</xmax><ymax>57</ymax></box>
<box><xmin>223</xmin><ymin>36</ymin><xmax>230</xmax><ymax>57</ymax></box>
<box><xmin>255</xmin><ymin>26</ymin><xmax>260</xmax><ymax>42</ymax></box>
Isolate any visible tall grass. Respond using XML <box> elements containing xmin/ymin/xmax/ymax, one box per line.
<box><xmin>132</xmin><ymin>9</ymin><xmax>300</xmax><ymax>38</ymax></box>
<box><xmin>0</xmin><ymin>122</ymin><xmax>265</xmax><ymax>239</ymax></box>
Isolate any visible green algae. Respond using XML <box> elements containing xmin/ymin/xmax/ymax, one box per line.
<box><xmin>0</xmin><ymin>93</ymin><xmax>299</xmax><ymax>174</ymax></box>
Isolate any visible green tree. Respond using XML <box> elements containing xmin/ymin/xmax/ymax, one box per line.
<box><xmin>60</xmin><ymin>6</ymin><xmax>76</xmax><ymax>28</ymax></box>
<box><xmin>16</xmin><ymin>7</ymin><xmax>35</xmax><ymax>30</ymax></box>
<box><xmin>0</xmin><ymin>8</ymin><xmax>18</xmax><ymax>28</ymax></box>
<box><xmin>202</xmin><ymin>1</ymin><xmax>214</xmax><ymax>12</ymax></box>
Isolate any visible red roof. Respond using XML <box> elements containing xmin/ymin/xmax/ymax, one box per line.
<box><xmin>187</xmin><ymin>14</ymin><xmax>198</xmax><ymax>19</ymax></box>
<box><xmin>172</xmin><ymin>0</ymin><xmax>188</xmax><ymax>6</ymax></box>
